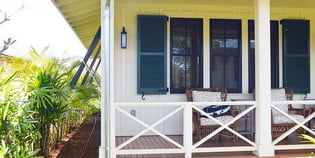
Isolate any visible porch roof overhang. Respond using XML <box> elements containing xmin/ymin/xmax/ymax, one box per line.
<box><xmin>51</xmin><ymin>0</ymin><xmax>315</xmax><ymax>49</ymax></box>
<box><xmin>51</xmin><ymin>0</ymin><xmax>101</xmax><ymax>48</ymax></box>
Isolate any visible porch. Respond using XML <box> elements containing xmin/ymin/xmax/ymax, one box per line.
<box><xmin>51</xmin><ymin>112</ymin><xmax>315</xmax><ymax>158</ymax></box>
<box><xmin>113</xmin><ymin>101</ymin><xmax>315</xmax><ymax>157</ymax></box>
<box><xmin>50</xmin><ymin>0</ymin><xmax>315</xmax><ymax>157</ymax></box>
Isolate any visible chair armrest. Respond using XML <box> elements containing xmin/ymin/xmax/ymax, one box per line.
<box><xmin>303</xmin><ymin>108</ymin><xmax>312</xmax><ymax>117</ymax></box>
<box><xmin>289</xmin><ymin>107</ymin><xmax>312</xmax><ymax>117</ymax></box>
<box><xmin>192</xmin><ymin>109</ymin><xmax>201</xmax><ymax>127</ymax></box>
<box><xmin>193</xmin><ymin>110</ymin><xmax>200</xmax><ymax>118</ymax></box>
<box><xmin>288</xmin><ymin>107</ymin><xmax>304</xmax><ymax>115</ymax></box>
<box><xmin>230</xmin><ymin>109</ymin><xmax>241</xmax><ymax>117</ymax></box>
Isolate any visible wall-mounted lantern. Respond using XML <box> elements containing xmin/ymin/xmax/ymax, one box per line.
<box><xmin>121</xmin><ymin>27</ymin><xmax>127</xmax><ymax>48</ymax></box>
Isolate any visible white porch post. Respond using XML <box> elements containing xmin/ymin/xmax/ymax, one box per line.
<box><xmin>100</xmin><ymin>0</ymin><xmax>115</xmax><ymax>157</ymax></box>
<box><xmin>253</xmin><ymin>0</ymin><xmax>274</xmax><ymax>157</ymax></box>
<box><xmin>184</xmin><ymin>104</ymin><xmax>193</xmax><ymax>158</ymax></box>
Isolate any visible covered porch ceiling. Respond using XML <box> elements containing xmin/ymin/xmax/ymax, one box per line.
<box><xmin>51</xmin><ymin>0</ymin><xmax>100</xmax><ymax>48</ymax></box>
<box><xmin>51</xmin><ymin>0</ymin><xmax>315</xmax><ymax>48</ymax></box>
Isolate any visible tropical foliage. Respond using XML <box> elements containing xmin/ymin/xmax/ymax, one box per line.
<box><xmin>0</xmin><ymin>48</ymin><xmax>100</xmax><ymax>157</ymax></box>
<box><xmin>301</xmin><ymin>132</ymin><xmax>315</xmax><ymax>158</ymax></box>
<box><xmin>0</xmin><ymin>68</ymin><xmax>40</xmax><ymax>158</ymax></box>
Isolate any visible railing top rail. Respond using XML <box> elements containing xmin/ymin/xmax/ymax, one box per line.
<box><xmin>114</xmin><ymin>101</ymin><xmax>257</xmax><ymax>106</ymax></box>
<box><xmin>272</xmin><ymin>100</ymin><xmax>315</xmax><ymax>104</ymax></box>
<box><xmin>114</xmin><ymin>100</ymin><xmax>315</xmax><ymax>106</ymax></box>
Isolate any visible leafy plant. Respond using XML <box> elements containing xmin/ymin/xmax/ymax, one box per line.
<box><xmin>301</xmin><ymin>134</ymin><xmax>315</xmax><ymax>144</ymax></box>
<box><xmin>23</xmin><ymin>48</ymin><xmax>100</xmax><ymax>156</ymax></box>
<box><xmin>0</xmin><ymin>47</ymin><xmax>100</xmax><ymax>157</ymax></box>
<box><xmin>0</xmin><ymin>68</ymin><xmax>40</xmax><ymax>158</ymax></box>
<box><xmin>301</xmin><ymin>132</ymin><xmax>315</xmax><ymax>158</ymax></box>
<box><xmin>22</xmin><ymin>49</ymin><xmax>72</xmax><ymax>156</ymax></box>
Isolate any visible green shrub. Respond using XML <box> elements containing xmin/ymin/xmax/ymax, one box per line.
<box><xmin>0</xmin><ymin>68</ymin><xmax>41</xmax><ymax>158</ymax></box>
<box><xmin>0</xmin><ymin>47</ymin><xmax>100</xmax><ymax>157</ymax></box>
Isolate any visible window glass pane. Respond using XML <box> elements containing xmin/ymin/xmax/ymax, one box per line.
<box><xmin>225</xmin><ymin>21</ymin><xmax>241</xmax><ymax>55</ymax></box>
<box><xmin>185</xmin><ymin>56</ymin><xmax>200</xmax><ymax>88</ymax></box>
<box><xmin>226</xmin><ymin>39</ymin><xmax>238</xmax><ymax>48</ymax></box>
<box><xmin>211</xmin><ymin>21</ymin><xmax>225</xmax><ymax>55</ymax></box>
<box><xmin>249</xmin><ymin>40</ymin><xmax>255</xmax><ymax>49</ymax></box>
<box><xmin>211</xmin><ymin>56</ymin><xmax>224</xmax><ymax>87</ymax></box>
<box><xmin>212</xmin><ymin>39</ymin><xmax>225</xmax><ymax>48</ymax></box>
<box><xmin>186</xmin><ymin>25</ymin><xmax>193</xmax><ymax>54</ymax></box>
<box><xmin>225</xmin><ymin>21</ymin><xmax>240</xmax><ymax>38</ymax></box>
<box><xmin>171</xmin><ymin>56</ymin><xmax>201</xmax><ymax>90</ymax></box>
<box><xmin>212</xmin><ymin>21</ymin><xmax>224</xmax><ymax>38</ymax></box>
<box><xmin>186</xmin><ymin>22</ymin><xmax>202</xmax><ymax>55</ymax></box>
<box><xmin>172</xmin><ymin>20</ymin><xmax>202</xmax><ymax>55</ymax></box>
<box><xmin>172</xmin><ymin>22</ymin><xmax>187</xmax><ymax>55</ymax></box>
<box><xmin>224</xmin><ymin>56</ymin><xmax>240</xmax><ymax>90</ymax></box>
<box><xmin>171</xmin><ymin>18</ymin><xmax>203</xmax><ymax>93</ymax></box>
<box><xmin>171</xmin><ymin>56</ymin><xmax>186</xmax><ymax>90</ymax></box>
<box><xmin>211</xmin><ymin>56</ymin><xmax>240</xmax><ymax>91</ymax></box>
<box><xmin>248</xmin><ymin>20</ymin><xmax>279</xmax><ymax>93</ymax></box>
<box><xmin>210</xmin><ymin>19</ymin><xmax>241</xmax><ymax>93</ymax></box>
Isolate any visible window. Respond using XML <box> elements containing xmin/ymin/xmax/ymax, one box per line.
<box><xmin>248</xmin><ymin>20</ymin><xmax>279</xmax><ymax>93</ymax></box>
<box><xmin>137</xmin><ymin>15</ymin><xmax>168</xmax><ymax>94</ymax></box>
<box><xmin>170</xmin><ymin>18</ymin><xmax>203</xmax><ymax>93</ymax></box>
<box><xmin>282</xmin><ymin>20</ymin><xmax>310</xmax><ymax>93</ymax></box>
<box><xmin>210</xmin><ymin>19</ymin><xmax>242</xmax><ymax>93</ymax></box>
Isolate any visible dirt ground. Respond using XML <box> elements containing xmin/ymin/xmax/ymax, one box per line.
<box><xmin>49</xmin><ymin>113</ymin><xmax>101</xmax><ymax>158</ymax></box>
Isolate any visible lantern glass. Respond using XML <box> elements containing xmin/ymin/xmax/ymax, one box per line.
<box><xmin>121</xmin><ymin>27</ymin><xmax>127</xmax><ymax>48</ymax></box>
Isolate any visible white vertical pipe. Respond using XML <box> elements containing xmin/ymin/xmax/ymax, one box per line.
<box><xmin>100</xmin><ymin>0</ymin><xmax>111</xmax><ymax>157</ymax></box>
<box><xmin>253</xmin><ymin>0</ymin><xmax>274</xmax><ymax>157</ymax></box>
<box><xmin>99</xmin><ymin>0</ymin><xmax>105</xmax><ymax>157</ymax></box>
<box><xmin>242</xmin><ymin>20</ymin><xmax>249</xmax><ymax>94</ymax></box>
<box><xmin>184</xmin><ymin>104</ymin><xmax>193</xmax><ymax>158</ymax></box>
<box><xmin>203</xmin><ymin>18</ymin><xmax>210</xmax><ymax>88</ymax></box>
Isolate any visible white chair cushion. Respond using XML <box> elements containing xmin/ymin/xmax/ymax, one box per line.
<box><xmin>271</xmin><ymin>88</ymin><xmax>289</xmax><ymax>115</ymax></box>
<box><xmin>273</xmin><ymin>114</ymin><xmax>304</xmax><ymax>124</ymax></box>
<box><xmin>200</xmin><ymin>115</ymin><xmax>234</xmax><ymax>126</ymax></box>
<box><xmin>192</xmin><ymin>90</ymin><xmax>233</xmax><ymax>125</ymax></box>
<box><xmin>192</xmin><ymin>91</ymin><xmax>221</xmax><ymax>109</ymax></box>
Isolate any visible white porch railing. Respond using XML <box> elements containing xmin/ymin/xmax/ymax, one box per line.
<box><xmin>114</xmin><ymin>101</ymin><xmax>257</xmax><ymax>156</ymax></box>
<box><xmin>271</xmin><ymin>100</ymin><xmax>315</xmax><ymax>150</ymax></box>
<box><xmin>113</xmin><ymin>100</ymin><xmax>315</xmax><ymax>157</ymax></box>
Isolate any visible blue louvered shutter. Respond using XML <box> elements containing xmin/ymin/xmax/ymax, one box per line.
<box><xmin>137</xmin><ymin>15</ymin><xmax>168</xmax><ymax>94</ymax></box>
<box><xmin>282</xmin><ymin>20</ymin><xmax>310</xmax><ymax>93</ymax></box>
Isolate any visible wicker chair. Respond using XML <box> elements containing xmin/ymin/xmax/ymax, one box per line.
<box><xmin>186</xmin><ymin>87</ymin><xmax>240</xmax><ymax>142</ymax></box>
<box><xmin>271</xmin><ymin>87</ymin><xmax>312</xmax><ymax>138</ymax></box>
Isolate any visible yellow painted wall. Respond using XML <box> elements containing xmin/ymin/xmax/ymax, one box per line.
<box><xmin>113</xmin><ymin>2</ymin><xmax>315</xmax><ymax>135</ymax></box>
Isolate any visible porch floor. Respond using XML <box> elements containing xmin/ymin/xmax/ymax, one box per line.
<box><xmin>116</xmin><ymin>135</ymin><xmax>315</xmax><ymax>158</ymax></box>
